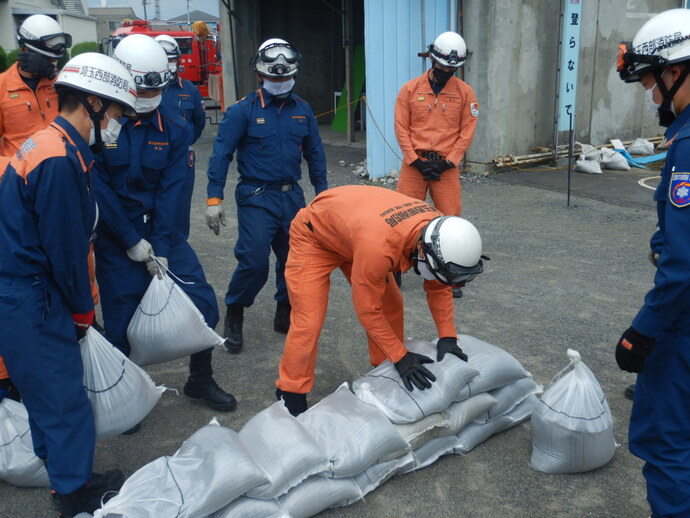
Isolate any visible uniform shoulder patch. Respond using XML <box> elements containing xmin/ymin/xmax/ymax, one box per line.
<box><xmin>669</xmin><ymin>171</ymin><xmax>690</xmax><ymax>207</ymax></box>
<box><xmin>470</xmin><ymin>102</ymin><xmax>479</xmax><ymax>117</ymax></box>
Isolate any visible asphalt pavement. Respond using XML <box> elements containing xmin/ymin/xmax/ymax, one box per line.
<box><xmin>0</xmin><ymin>122</ymin><xmax>662</xmax><ymax>518</ymax></box>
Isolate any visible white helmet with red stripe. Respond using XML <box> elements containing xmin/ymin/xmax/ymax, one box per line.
<box><xmin>114</xmin><ymin>34</ymin><xmax>171</xmax><ymax>90</ymax></box>
<box><xmin>17</xmin><ymin>14</ymin><xmax>72</xmax><ymax>59</ymax></box>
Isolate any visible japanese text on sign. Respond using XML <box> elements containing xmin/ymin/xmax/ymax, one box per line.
<box><xmin>558</xmin><ymin>0</ymin><xmax>582</xmax><ymax>131</ymax></box>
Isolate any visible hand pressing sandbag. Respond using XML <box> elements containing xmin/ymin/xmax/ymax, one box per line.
<box><xmin>353</xmin><ymin>339</ymin><xmax>479</xmax><ymax>424</ymax></box>
<box><xmin>0</xmin><ymin>399</ymin><xmax>49</xmax><ymax>487</ymax></box>
<box><xmin>530</xmin><ymin>349</ymin><xmax>616</xmax><ymax>474</ymax></box>
<box><xmin>81</xmin><ymin>327</ymin><xmax>164</xmax><ymax>440</ymax></box>
<box><xmin>297</xmin><ymin>383</ymin><xmax>410</xmax><ymax>478</ymax></box>
<box><xmin>127</xmin><ymin>273</ymin><xmax>224</xmax><ymax>366</ymax></box>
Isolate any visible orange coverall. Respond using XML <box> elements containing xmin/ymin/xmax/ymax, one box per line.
<box><xmin>395</xmin><ymin>70</ymin><xmax>478</xmax><ymax>216</ymax></box>
<box><xmin>277</xmin><ymin>185</ymin><xmax>457</xmax><ymax>394</ymax></box>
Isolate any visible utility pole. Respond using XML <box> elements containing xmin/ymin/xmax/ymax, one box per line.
<box><xmin>155</xmin><ymin>0</ymin><xmax>161</xmax><ymax>20</ymax></box>
<box><xmin>142</xmin><ymin>0</ymin><xmax>149</xmax><ymax>21</ymax></box>
<box><xmin>187</xmin><ymin>0</ymin><xmax>191</xmax><ymax>29</ymax></box>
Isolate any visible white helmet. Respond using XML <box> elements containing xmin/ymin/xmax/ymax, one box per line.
<box><xmin>428</xmin><ymin>31</ymin><xmax>466</xmax><ymax>68</ymax></box>
<box><xmin>55</xmin><ymin>52</ymin><xmax>137</xmax><ymax>118</ymax></box>
<box><xmin>419</xmin><ymin>216</ymin><xmax>485</xmax><ymax>286</ymax></box>
<box><xmin>252</xmin><ymin>38</ymin><xmax>300</xmax><ymax>78</ymax></box>
<box><xmin>155</xmin><ymin>34</ymin><xmax>181</xmax><ymax>59</ymax></box>
<box><xmin>114</xmin><ymin>34</ymin><xmax>171</xmax><ymax>90</ymax></box>
<box><xmin>17</xmin><ymin>14</ymin><xmax>72</xmax><ymax>59</ymax></box>
<box><xmin>618</xmin><ymin>8</ymin><xmax>690</xmax><ymax>82</ymax></box>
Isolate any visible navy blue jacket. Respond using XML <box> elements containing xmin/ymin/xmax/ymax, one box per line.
<box><xmin>160</xmin><ymin>76</ymin><xmax>206</xmax><ymax>144</ymax></box>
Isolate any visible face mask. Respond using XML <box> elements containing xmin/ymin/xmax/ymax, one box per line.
<box><xmin>644</xmin><ymin>84</ymin><xmax>660</xmax><ymax>115</ymax></box>
<box><xmin>101</xmin><ymin>113</ymin><xmax>123</xmax><ymax>145</ymax></box>
<box><xmin>432</xmin><ymin>65</ymin><xmax>455</xmax><ymax>85</ymax></box>
<box><xmin>263</xmin><ymin>78</ymin><xmax>295</xmax><ymax>99</ymax></box>
<box><xmin>168</xmin><ymin>62</ymin><xmax>178</xmax><ymax>78</ymax></box>
<box><xmin>135</xmin><ymin>93</ymin><xmax>162</xmax><ymax>114</ymax></box>
<box><xmin>415</xmin><ymin>256</ymin><xmax>437</xmax><ymax>281</ymax></box>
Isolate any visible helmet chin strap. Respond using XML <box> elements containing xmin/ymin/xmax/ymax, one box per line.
<box><xmin>80</xmin><ymin>96</ymin><xmax>110</xmax><ymax>152</ymax></box>
<box><xmin>653</xmin><ymin>65</ymin><xmax>690</xmax><ymax>127</ymax></box>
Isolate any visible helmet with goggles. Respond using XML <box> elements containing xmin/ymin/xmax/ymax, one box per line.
<box><xmin>617</xmin><ymin>8</ymin><xmax>690</xmax><ymax>83</ymax></box>
<box><xmin>114</xmin><ymin>34</ymin><xmax>171</xmax><ymax>90</ymax></box>
<box><xmin>155</xmin><ymin>34</ymin><xmax>181</xmax><ymax>59</ymax></box>
<box><xmin>418</xmin><ymin>216</ymin><xmax>486</xmax><ymax>287</ymax></box>
<box><xmin>428</xmin><ymin>31</ymin><xmax>466</xmax><ymax>68</ymax></box>
<box><xmin>17</xmin><ymin>14</ymin><xmax>72</xmax><ymax>59</ymax></box>
<box><xmin>252</xmin><ymin>38</ymin><xmax>301</xmax><ymax>78</ymax></box>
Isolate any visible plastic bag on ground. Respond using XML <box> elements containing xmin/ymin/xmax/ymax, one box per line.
<box><xmin>297</xmin><ymin>382</ymin><xmax>409</xmax><ymax>478</ymax></box>
<box><xmin>126</xmin><ymin>273</ymin><xmax>224</xmax><ymax>366</ymax></box>
<box><xmin>627</xmin><ymin>137</ymin><xmax>655</xmax><ymax>155</ymax></box>
<box><xmin>0</xmin><ymin>398</ymin><xmax>49</xmax><ymax>487</ymax></box>
<box><xmin>575</xmin><ymin>158</ymin><xmax>603</xmax><ymax>174</ymax></box>
<box><xmin>280</xmin><ymin>475</ymin><xmax>362</xmax><ymax>518</ymax></box>
<box><xmin>530</xmin><ymin>349</ymin><xmax>616</xmax><ymax>474</ymax></box>
<box><xmin>353</xmin><ymin>339</ymin><xmax>479</xmax><ymax>424</ymax></box>
<box><xmin>241</xmin><ymin>401</ymin><xmax>330</xmax><ymax>500</ymax></box>
<box><xmin>601</xmin><ymin>147</ymin><xmax>631</xmax><ymax>170</ymax></box>
<box><xmin>453</xmin><ymin>335</ymin><xmax>531</xmax><ymax>400</ymax></box>
<box><xmin>80</xmin><ymin>327</ymin><xmax>164</xmax><ymax>440</ymax></box>
<box><xmin>94</xmin><ymin>419</ymin><xmax>268</xmax><ymax>518</ymax></box>
<box><xmin>210</xmin><ymin>498</ymin><xmax>287</xmax><ymax>518</ymax></box>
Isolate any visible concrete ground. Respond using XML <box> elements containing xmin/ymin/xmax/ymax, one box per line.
<box><xmin>0</xmin><ymin>122</ymin><xmax>661</xmax><ymax>518</ymax></box>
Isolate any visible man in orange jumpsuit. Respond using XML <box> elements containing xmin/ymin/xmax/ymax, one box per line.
<box><xmin>395</xmin><ymin>31</ymin><xmax>478</xmax><ymax>297</ymax></box>
<box><xmin>275</xmin><ymin>185</ymin><xmax>486</xmax><ymax>416</ymax></box>
<box><xmin>0</xmin><ymin>15</ymin><xmax>72</xmax><ymax>401</ymax></box>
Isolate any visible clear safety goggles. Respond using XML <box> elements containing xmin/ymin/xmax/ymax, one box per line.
<box><xmin>421</xmin><ymin>252</ymin><xmax>488</xmax><ymax>287</ymax></box>
<box><xmin>27</xmin><ymin>32</ymin><xmax>72</xmax><ymax>56</ymax></box>
<box><xmin>616</xmin><ymin>41</ymin><xmax>668</xmax><ymax>83</ymax></box>
<box><xmin>259</xmin><ymin>43</ymin><xmax>301</xmax><ymax>64</ymax></box>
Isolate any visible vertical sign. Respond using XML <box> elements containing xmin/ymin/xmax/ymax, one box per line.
<box><xmin>558</xmin><ymin>0</ymin><xmax>583</xmax><ymax>131</ymax></box>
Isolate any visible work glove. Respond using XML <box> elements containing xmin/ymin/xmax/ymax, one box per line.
<box><xmin>436</xmin><ymin>337</ymin><xmax>468</xmax><ymax>362</ymax></box>
<box><xmin>410</xmin><ymin>158</ymin><xmax>440</xmax><ymax>181</ymax></box>
<box><xmin>73</xmin><ymin>310</ymin><xmax>95</xmax><ymax>341</ymax></box>
<box><xmin>648</xmin><ymin>250</ymin><xmax>660</xmax><ymax>267</ymax></box>
<box><xmin>276</xmin><ymin>388</ymin><xmax>308</xmax><ymax>417</ymax></box>
<box><xmin>146</xmin><ymin>256</ymin><xmax>168</xmax><ymax>278</ymax></box>
<box><xmin>395</xmin><ymin>351</ymin><xmax>437</xmax><ymax>391</ymax></box>
<box><xmin>126</xmin><ymin>239</ymin><xmax>154</xmax><ymax>263</ymax></box>
<box><xmin>206</xmin><ymin>204</ymin><xmax>226</xmax><ymax>235</ymax></box>
<box><xmin>17</xmin><ymin>51</ymin><xmax>57</xmax><ymax>79</ymax></box>
<box><xmin>615</xmin><ymin>326</ymin><xmax>655</xmax><ymax>373</ymax></box>
<box><xmin>427</xmin><ymin>159</ymin><xmax>456</xmax><ymax>177</ymax></box>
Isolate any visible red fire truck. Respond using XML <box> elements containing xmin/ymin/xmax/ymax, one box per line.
<box><xmin>105</xmin><ymin>19</ymin><xmax>221</xmax><ymax>98</ymax></box>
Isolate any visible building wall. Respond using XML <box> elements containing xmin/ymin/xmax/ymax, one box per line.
<box><xmin>88</xmin><ymin>7</ymin><xmax>138</xmax><ymax>45</ymax></box>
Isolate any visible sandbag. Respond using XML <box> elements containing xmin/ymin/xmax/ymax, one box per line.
<box><xmin>80</xmin><ymin>327</ymin><xmax>164</xmax><ymax>440</ymax></box>
<box><xmin>601</xmin><ymin>147</ymin><xmax>630</xmax><ymax>170</ymax></box>
<box><xmin>627</xmin><ymin>137</ymin><xmax>655</xmax><ymax>155</ymax></box>
<box><xmin>574</xmin><ymin>158</ymin><xmax>603</xmax><ymax>174</ymax></box>
<box><xmin>280</xmin><ymin>475</ymin><xmax>362</xmax><ymax>518</ymax></box>
<box><xmin>241</xmin><ymin>401</ymin><xmax>330</xmax><ymax>499</ymax></box>
<box><xmin>94</xmin><ymin>419</ymin><xmax>268</xmax><ymax>518</ymax></box>
<box><xmin>297</xmin><ymin>383</ymin><xmax>409</xmax><ymax>478</ymax></box>
<box><xmin>438</xmin><ymin>392</ymin><xmax>498</xmax><ymax>437</ymax></box>
<box><xmin>126</xmin><ymin>273</ymin><xmax>224</xmax><ymax>366</ymax></box>
<box><xmin>476</xmin><ymin>376</ymin><xmax>542</xmax><ymax>423</ymax></box>
<box><xmin>211</xmin><ymin>498</ymin><xmax>287</xmax><ymax>518</ymax></box>
<box><xmin>395</xmin><ymin>412</ymin><xmax>447</xmax><ymax>450</ymax></box>
<box><xmin>576</xmin><ymin>142</ymin><xmax>602</xmax><ymax>161</ymax></box>
<box><xmin>353</xmin><ymin>339</ymin><xmax>479</xmax><ymax>424</ymax></box>
<box><xmin>0</xmin><ymin>398</ymin><xmax>49</xmax><ymax>487</ymax></box>
<box><xmin>350</xmin><ymin>452</ymin><xmax>415</xmax><ymax>502</ymax></box>
<box><xmin>453</xmin><ymin>335</ymin><xmax>531</xmax><ymax>400</ymax></box>
<box><xmin>530</xmin><ymin>349</ymin><xmax>616</xmax><ymax>474</ymax></box>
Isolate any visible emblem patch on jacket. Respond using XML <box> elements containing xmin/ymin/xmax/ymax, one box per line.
<box><xmin>670</xmin><ymin>171</ymin><xmax>690</xmax><ymax>207</ymax></box>
<box><xmin>470</xmin><ymin>102</ymin><xmax>479</xmax><ymax>117</ymax></box>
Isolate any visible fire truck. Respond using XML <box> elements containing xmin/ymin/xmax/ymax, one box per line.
<box><xmin>105</xmin><ymin>19</ymin><xmax>221</xmax><ymax>99</ymax></box>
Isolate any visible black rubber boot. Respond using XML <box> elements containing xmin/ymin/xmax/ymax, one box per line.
<box><xmin>52</xmin><ymin>469</ymin><xmax>124</xmax><ymax>517</ymax></box>
<box><xmin>624</xmin><ymin>384</ymin><xmax>635</xmax><ymax>401</ymax></box>
<box><xmin>223</xmin><ymin>304</ymin><xmax>244</xmax><ymax>354</ymax></box>
<box><xmin>0</xmin><ymin>377</ymin><xmax>21</xmax><ymax>402</ymax></box>
<box><xmin>184</xmin><ymin>353</ymin><xmax>237</xmax><ymax>412</ymax></box>
<box><xmin>274</xmin><ymin>301</ymin><xmax>291</xmax><ymax>334</ymax></box>
<box><xmin>452</xmin><ymin>286</ymin><xmax>463</xmax><ymax>299</ymax></box>
<box><xmin>393</xmin><ymin>271</ymin><xmax>402</xmax><ymax>287</ymax></box>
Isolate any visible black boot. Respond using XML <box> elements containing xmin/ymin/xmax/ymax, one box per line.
<box><xmin>0</xmin><ymin>377</ymin><xmax>21</xmax><ymax>402</ymax></box>
<box><xmin>452</xmin><ymin>286</ymin><xmax>463</xmax><ymax>298</ymax></box>
<box><xmin>52</xmin><ymin>469</ymin><xmax>124</xmax><ymax>517</ymax></box>
<box><xmin>223</xmin><ymin>305</ymin><xmax>244</xmax><ymax>354</ymax></box>
<box><xmin>624</xmin><ymin>384</ymin><xmax>635</xmax><ymax>401</ymax></box>
<box><xmin>184</xmin><ymin>354</ymin><xmax>237</xmax><ymax>412</ymax></box>
<box><xmin>274</xmin><ymin>301</ymin><xmax>291</xmax><ymax>334</ymax></box>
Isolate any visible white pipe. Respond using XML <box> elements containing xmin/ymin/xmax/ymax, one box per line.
<box><xmin>450</xmin><ymin>0</ymin><xmax>457</xmax><ymax>32</ymax></box>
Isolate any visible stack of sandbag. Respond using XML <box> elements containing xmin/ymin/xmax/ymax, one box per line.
<box><xmin>530</xmin><ymin>349</ymin><xmax>616</xmax><ymax>473</ymax></box>
<box><xmin>627</xmin><ymin>137</ymin><xmax>655</xmax><ymax>155</ymax></box>
<box><xmin>126</xmin><ymin>273</ymin><xmax>224</xmax><ymax>366</ymax></box>
<box><xmin>0</xmin><ymin>398</ymin><xmax>49</xmax><ymax>487</ymax></box>
<box><xmin>574</xmin><ymin>142</ymin><xmax>603</xmax><ymax>174</ymax></box>
<box><xmin>81</xmin><ymin>327</ymin><xmax>165</xmax><ymax>440</ymax></box>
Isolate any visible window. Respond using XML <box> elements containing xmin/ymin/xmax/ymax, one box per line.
<box><xmin>108</xmin><ymin>20</ymin><xmax>119</xmax><ymax>31</ymax></box>
<box><xmin>175</xmin><ymin>37</ymin><xmax>193</xmax><ymax>56</ymax></box>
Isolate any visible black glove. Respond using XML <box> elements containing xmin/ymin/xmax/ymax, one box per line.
<box><xmin>436</xmin><ymin>337</ymin><xmax>468</xmax><ymax>362</ymax></box>
<box><xmin>394</xmin><ymin>351</ymin><xmax>437</xmax><ymax>391</ymax></box>
<box><xmin>426</xmin><ymin>159</ymin><xmax>456</xmax><ymax>178</ymax></box>
<box><xmin>410</xmin><ymin>158</ymin><xmax>439</xmax><ymax>181</ymax></box>
<box><xmin>615</xmin><ymin>327</ymin><xmax>655</xmax><ymax>373</ymax></box>
<box><xmin>276</xmin><ymin>388</ymin><xmax>308</xmax><ymax>416</ymax></box>
<box><xmin>17</xmin><ymin>51</ymin><xmax>57</xmax><ymax>79</ymax></box>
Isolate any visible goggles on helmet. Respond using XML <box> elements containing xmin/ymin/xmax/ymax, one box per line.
<box><xmin>428</xmin><ymin>44</ymin><xmax>463</xmax><ymax>67</ymax></box>
<box><xmin>134</xmin><ymin>70</ymin><xmax>169</xmax><ymax>89</ymax></box>
<box><xmin>24</xmin><ymin>32</ymin><xmax>72</xmax><ymax>57</ymax></box>
<box><xmin>259</xmin><ymin>43</ymin><xmax>301</xmax><ymax>64</ymax></box>
<box><xmin>617</xmin><ymin>41</ymin><xmax>669</xmax><ymax>82</ymax></box>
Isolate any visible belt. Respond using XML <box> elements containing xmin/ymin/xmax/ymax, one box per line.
<box><xmin>241</xmin><ymin>177</ymin><xmax>296</xmax><ymax>192</ymax></box>
<box><xmin>419</xmin><ymin>151</ymin><xmax>445</xmax><ymax>161</ymax></box>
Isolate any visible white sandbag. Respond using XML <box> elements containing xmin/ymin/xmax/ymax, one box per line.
<box><xmin>574</xmin><ymin>158</ymin><xmax>603</xmax><ymax>174</ymax></box>
<box><xmin>476</xmin><ymin>376</ymin><xmax>542</xmax><ymax>423</ymax></box>
<box><xmin>241</xmin><ymin>401</ymin><xmax>330</xmax><ymax>499</ymax></box>
<box><xmin>353</xmin><ymin>339</ymin><xmax>479</xmax><ymax>424</ymax></box>
<box><xmin>210</xmin><ymin>498</ymin><xmax>287</xmax><ymax>518</ymax></box>
<box><xmin>297</xmin><ymin>383</ymin><xmax>409</xmax><ymax>478</ymax></box>
<box><xmin>627</xmin><ymin>137</ymin><xmax>654</xmax><ymax>155</ymax></box>
<box><xmin>453</xmin><ymin>394</ymin><xmax>537</xmax><ymax>454</ymax></box>
<box><xmin>395</xmin><ymin>413</ymin><xmax>447</xmax><ymax>449</ymax></box>
<box><xmin>530</xmin><ymin>349</ymin><xmax>616</xmax><ymax>474</ymax></box>
<box><xmin>126</xmin><ymin>273</ymin><xmax>224</xmax><ymax>366</ymax></box>
<box><xmin>438</xmin><ymin>392</ymin><xmax>498</xmax><ymax>436</ymax></box>
<box><xmin>453</xmin><ymin>335</ymin><xmax>531</xmax><ymax>400</ymax></box>
<box><xmin>600</xmin><ymin>147</ymin><xmax>630</xmax><ymax>170</ymax></box>
<box><xmin>280</xmin><ymin>475</ymin><xmax>362</xmax><ymax>518</ymax></box>
<box><xmin>402</xmin><ymin>435</ymin><xmax>460</xmax><ymax>473</ymax></box>
<box><xmin>0</xmin><ymin>398</ymin><xmax>49</xmax><ymax>487</ymax></box>
<box><xmin>80</xmin><ymin>327</ymin><xmax>164</xmax><ymax>440</ymax></box>
<box><xmin>349</xmin><ymin>452</ymin><xmax>415</xmax><ymax>502</ymax></box>
<box><xmin>576</xmin><ymin>142</ymin><xmax>602</xmax><ymax>161</ymax></box>
<box><xmin>94</xmin><ymin>419</ymin><xmax>268</xmax><ymax>518</ymax></box>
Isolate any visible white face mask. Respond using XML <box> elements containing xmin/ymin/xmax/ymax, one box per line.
<box><xmin>415</xmin><ymin>256</ymin><xmax>437</xmax><ymax>281</ymax></box>
<box><xmin>89</xmin><ymin>112</ymin><xmax>123</xmax><ymax>146</ymax></box>
<box><xmin>135</xmin><ymin>93</ymin><xmax>162</xmax><ymax>114</ymax></box>
<box><xmin>263</xmin><ymin>78</ymin><xmax>295</xmax><ymax>98</ymax></box>
<box><xmin>645</xmin><ymin>83</ymin><xmax>660</xmax><ymax>115</ymax></box>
